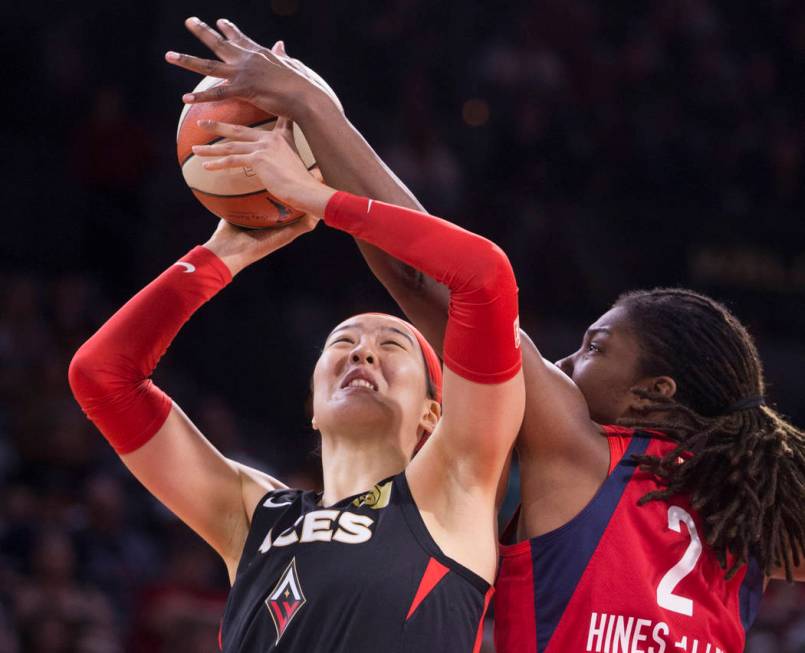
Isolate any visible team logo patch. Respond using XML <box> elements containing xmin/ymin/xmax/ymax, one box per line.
<box><xmin>352</xmin><ymin>480</ymin><xmax>392</xmax><ymax>510</ymax></box>
<box><xmin>265</xmin><ymin>557</ymin><xmax>307</xmax><ymax>643</ymax></box>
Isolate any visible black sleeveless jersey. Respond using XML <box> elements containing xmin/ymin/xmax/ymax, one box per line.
<box><xmin>220</xmin><ymin>471</ymin><xmax>492</xmax><ymax>653</ymax></box>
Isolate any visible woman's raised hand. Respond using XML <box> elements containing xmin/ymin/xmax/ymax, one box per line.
<box><xmin>165</xmin><ymin>17</ymin><xmax>341</xmax><ymax>121</ymax></box>
<box><xmin>202</xmin><ymin>209</ymin><xmax>319</xmax><ymax>277</ymax></box>
<box><xmin>193</xmin><ymin>117</ymin><xmax>336</xmax><ymax>220</ymax></box>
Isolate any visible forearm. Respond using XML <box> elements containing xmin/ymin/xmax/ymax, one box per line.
<box><xmin>68</xmin><ymin>246</ymin><xmax>232</xmax><ymax>453</ymax></box>
<box><xmin>298</xmin><ymin>99</ymin><xmax>424</xmax><ymax>215</ymax></box>
<box><xmin>324</xmin><ymin>193</ymin><xmax>521</xmax><ymax>382</ymax></box>
<box><xmin>297</xmin><ymin>100</ymin><xmax>449</xmax><ymax>349</ymax></box>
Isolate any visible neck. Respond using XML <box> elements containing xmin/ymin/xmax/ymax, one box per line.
<box><xmin>319</xmin><ymin>429</ymin><xmax>411</xmax><ymax>506</ymax></box>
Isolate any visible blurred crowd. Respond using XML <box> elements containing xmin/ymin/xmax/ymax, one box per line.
<box><xmin>2</xmin><ymin>0</ymin><xmax>803</xmax><ymax>651</ymax></box>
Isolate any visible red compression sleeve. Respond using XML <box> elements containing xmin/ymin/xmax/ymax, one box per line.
<box><xmin>324</xmin><ymin>192</ymin><xmax>521</xmax><ymax>383</ymax></box>
<box><xmin>68</xmin><ymin>246</ymin><xmax>232</xmax><ymax>454</ymax></box>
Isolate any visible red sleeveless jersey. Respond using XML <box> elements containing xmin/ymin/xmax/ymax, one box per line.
<box><xmin>495</xmin><ymin>426</ymin><xmax>762</xmax><ymax>653</ymax></box>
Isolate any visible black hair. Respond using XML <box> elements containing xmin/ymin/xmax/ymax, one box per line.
<box><xmin>614</xmin><ymin>288</ymin><xmax>805</xmax><ymax>581</ymax></box>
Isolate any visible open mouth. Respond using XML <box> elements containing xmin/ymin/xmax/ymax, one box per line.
<box><xmin>341</xmin><ymin>369</ymin><xmax>379</xmax><ymax>391</ymax></box>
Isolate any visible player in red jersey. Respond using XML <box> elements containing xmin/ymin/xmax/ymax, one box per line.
<box><xmin>69</xmin><ymin>116</ymin><xmax>524</xmax><ymax>650</ymax></box>
<box><xmin>167</xmin><ymin>17</ymin><xmax>805</xmax><ymax>653</ymax></box>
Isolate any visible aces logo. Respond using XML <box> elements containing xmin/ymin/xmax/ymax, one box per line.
<box><xmin>265</xmin><ymin>558</ymin><xmax>307</xmax><ymax>643</ymax></box>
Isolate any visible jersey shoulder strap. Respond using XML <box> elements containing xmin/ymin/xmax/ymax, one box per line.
<box><xmin>394</xmin><ymin>471</ymin><xmax>490</xmax><ymax>594</ymax></box>
<box><xmin>602</xmin><ymin>424</ymin><xmax>635</xmax><ymax>473</ymax></box>
<box><xmin>238</xmin><ymin>487</ymin><xmax>306</xmax><ymax>565</ymax></box>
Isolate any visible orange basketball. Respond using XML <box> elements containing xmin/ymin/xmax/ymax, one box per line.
<box><xmin>176</xmin><ymin>76</ymin><xmax>318</xmax><ymax>229</ymax></box>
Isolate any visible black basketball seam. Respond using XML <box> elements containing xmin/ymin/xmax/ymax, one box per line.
<box><xmin>188</xmin><ymin>186</ymin><xmax>272</xmax><ymax>199</ymax></box>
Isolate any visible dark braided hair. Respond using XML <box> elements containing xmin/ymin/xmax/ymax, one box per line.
<box><xmin>614</xmin><ymin>288</ymin><xmax>805</xmax><ymax>581</ymax></box>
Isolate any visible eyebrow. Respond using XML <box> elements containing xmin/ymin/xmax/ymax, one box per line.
<box><xmin>327</xmin><ymin>323</ymin><xmax>415</xmax><ymax>346</ymax></box>
<box><xmin>586</xmin><ymin>327</ymin><xmax>612</xmax><ymax>337</ymax></box>
<box><xmin>383</xmin><ymin>327</ymin><xmax>415</xmax><ymax>345</ymax></box>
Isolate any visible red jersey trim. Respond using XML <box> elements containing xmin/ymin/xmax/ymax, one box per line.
<box><xmin>472</xmin><ymin>587</ymin><xmax>496</xmax><ymax>653</ymax></box>
<box><xmin>406</xmin><ymin>557</ymin><xmax>450</xmax><ymax>620</ymax></box>
<box><xmin>603</xmin><ymin>425</ymin><xmax>634</xmax><ymax>474</ymax></box>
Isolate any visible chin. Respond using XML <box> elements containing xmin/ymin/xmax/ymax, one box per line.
<box><xmin>324</xmin><ymin>396</ymin><xmax>395</xmax><ymax>433</ymax></box>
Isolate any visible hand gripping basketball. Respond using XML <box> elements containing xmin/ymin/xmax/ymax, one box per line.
<box><xmin>168</xmin><ymin>18</ymin><xmax>340</xmax><ymax>228</ymax></box>
<box><xmin>193</xmin><ymin>118</ymin><xmax>334</xmax><ymax>219</ymax></box>
<box><xmin>165</xmin><ymin>17</ymin><xmax>341</xmax><ymax>120</ymax></box>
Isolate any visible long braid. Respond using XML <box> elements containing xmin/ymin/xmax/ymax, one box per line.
<box><xmin>615</xmin><ymin>288</ymin><xmax>805</xmax><ymax>581</ymax></box>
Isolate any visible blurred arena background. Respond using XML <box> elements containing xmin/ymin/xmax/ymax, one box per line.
<box><xmin>1</xmin><ymin>1</ymin><xmax>803</xmax><ymax>651</ymax></box>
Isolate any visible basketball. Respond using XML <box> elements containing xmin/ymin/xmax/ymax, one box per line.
<box><xmin>177</xmin><ymin>76</ymin><xmax>318</xmax><ymax>229</ymax></box>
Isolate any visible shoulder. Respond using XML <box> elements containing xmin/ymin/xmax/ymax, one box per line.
<box><xmin>232</xmin><ymin>462</ymin><xmax>290</xmax><ymax>524</ymax></box>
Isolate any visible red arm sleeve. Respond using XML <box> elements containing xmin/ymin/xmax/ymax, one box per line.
<box><xmin>324</xmin><ymin>192</ymin><xmax>521</xmax><ymax>383</ymax></box>
<box><xmin>68</xmin><ymin>246</ymin><xmax>232</xmax><ymax>454</ymax></box>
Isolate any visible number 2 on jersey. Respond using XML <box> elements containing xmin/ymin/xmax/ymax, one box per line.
<box><xmin>656</xmin><ymin>506</ymin><xmax>703</xmax><ymax>617</ymax></box>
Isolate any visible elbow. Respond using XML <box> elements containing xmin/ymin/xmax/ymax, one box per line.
<box><xmin>67</xmin><ymin>340</ymin><xmax>108</xmax><ymax>405</ymax></box>
<box><xmin>471</xmin><ymin>239</ymin><xmax>517</xmax><ymax>299</ymax></box>
<box><xmin>67</xmin><ymin>344</ymin><xmax>94</xmax><ymax>404</ymax></box>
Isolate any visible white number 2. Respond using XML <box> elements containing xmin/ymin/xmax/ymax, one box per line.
<box><xmin>656</xmin><ymin>506</ymin><xmax>703</xmax><ymax>616</ymax></box>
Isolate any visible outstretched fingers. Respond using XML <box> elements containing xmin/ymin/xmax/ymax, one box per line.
<box><xmin>216</xmin><ymin>18</ymin><xmax>263</xmax><ymax>52</ymax></box>
<box><xmin>192</xmin><ymin>141</ymin><xmax>257</xmax><ymax>157</ymax></box>
<box><xmin>197</xmin><ymin>120</ymin><xmax>265</xmax><ymax>141</ymax></box>
<box><xmin>185</xmin><ymin>16</ymin><xmax>239</xmax><ymax>61</ymax></box>
<box><xmin>165</xmin><ymin>50</ymin><xmax>234</xmax><ymax>79</ymax></box>
<box><xmin>182</xmin><ymin>81</ymin><xmax>240</xmax><ymax>104</ymax></box>
<box><xmin>200</xmin><ymin>153</ymin><xmax>253</xmax><ymax>171</ymax></box>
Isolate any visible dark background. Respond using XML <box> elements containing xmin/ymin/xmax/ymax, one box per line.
<box><xmin>1</xmin><ymin>1</ymin><xmax>803</xmax><ymax>651</ymax></box>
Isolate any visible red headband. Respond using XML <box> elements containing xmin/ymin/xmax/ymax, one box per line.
<box><xmin>409</xmin><ymin>324</ymin><xmax>443</xmax><ymax>404</ymax></box>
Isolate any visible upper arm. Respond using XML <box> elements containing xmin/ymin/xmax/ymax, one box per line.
<box><xmin>517</xmin><ymin>329</ymin><xmax>604</xmax><ymax>458</ymax></box>
<box><xmin>515</xmin><ymin>330</ymin><xmax>611</xmax><ymax>533</ymax></box>
<box><xmin>405</xmin><ymin>367</ymin><xmax>524</xmax><ymax>583</ymax></box>
<box><xmin>409</xmin><ymin>366</ymin><xmax>525</xmax><ymax>506</ymax></box>
<box><xmin>121</xmin><ymin>404</ymin><xmax>285</xmax><ymax>573</ymax></box>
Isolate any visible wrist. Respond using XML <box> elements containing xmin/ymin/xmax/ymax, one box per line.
<box><xmin>294</xmin><ymin>90</ymin><xmax>344</xmax><ymax>130</ymax></box>
<box><xmin>287</xmin><ymin>183</ymin><xmax>337</xmax><ymax>219</ymax></box>
<box><xmin>200</xmin><ymin>237</ymin><xmax>250</xmax><ymax>277</ymax></box>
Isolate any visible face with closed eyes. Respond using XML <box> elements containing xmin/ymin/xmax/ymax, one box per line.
<box><xmin>312</xmin><ymin>314</ymin><xmax>438</xmax><ymax>449</ymax></box>
<box><xmin>555</xmin><ymin>305</ymin><xmax>651</xmax><ymax>424</ymax></box>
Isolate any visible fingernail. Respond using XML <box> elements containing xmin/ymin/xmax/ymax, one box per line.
<box><xmin>183</xmin><ymin>93</ymin><xmax>195</xmax><ymax>103</ymax></box>
<box><xmin>166</xmin><ymin>51</ymin><xmax>179</xmax><ymax>61</ymax></box>
<box><xmin>190</xmin><ymin>16</ymin><xmax>201</xmax><ymax>23</ymax></box>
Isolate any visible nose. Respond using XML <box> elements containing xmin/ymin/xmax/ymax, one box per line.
<box><xmin>555</xmin><ymin>354</ymin><xmax>573</xmax><ymax>377</ymax></box>
<box><xmin>350</xmin><ymin>342</ymin><xmax>376</xmax><ymax>366</ymax></box>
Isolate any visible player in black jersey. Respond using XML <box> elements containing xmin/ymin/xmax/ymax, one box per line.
<box><xmin>70</xmin><ymin>72</ymin><xmax>526</xmax><ymax>651</ymax></box>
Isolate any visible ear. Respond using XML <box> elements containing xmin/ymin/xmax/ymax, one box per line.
<box><xmin>419</xmin><ymin>399</ymin><xmax>441</xmax><ymax>434</ymax></box>
<box><xmin>652</xmin><ymin>375</ymin><xmax>677</xmax><ymax>399</ymax></box>
<box><xmin>631</xmin><ymin>375</ymin><xmax>677</xmax><ymax>410</ymax></box>
<box><xmin>311</xmin><ymin>416</ymin><xmax>319</xmax><ymax>431</ymax></box>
